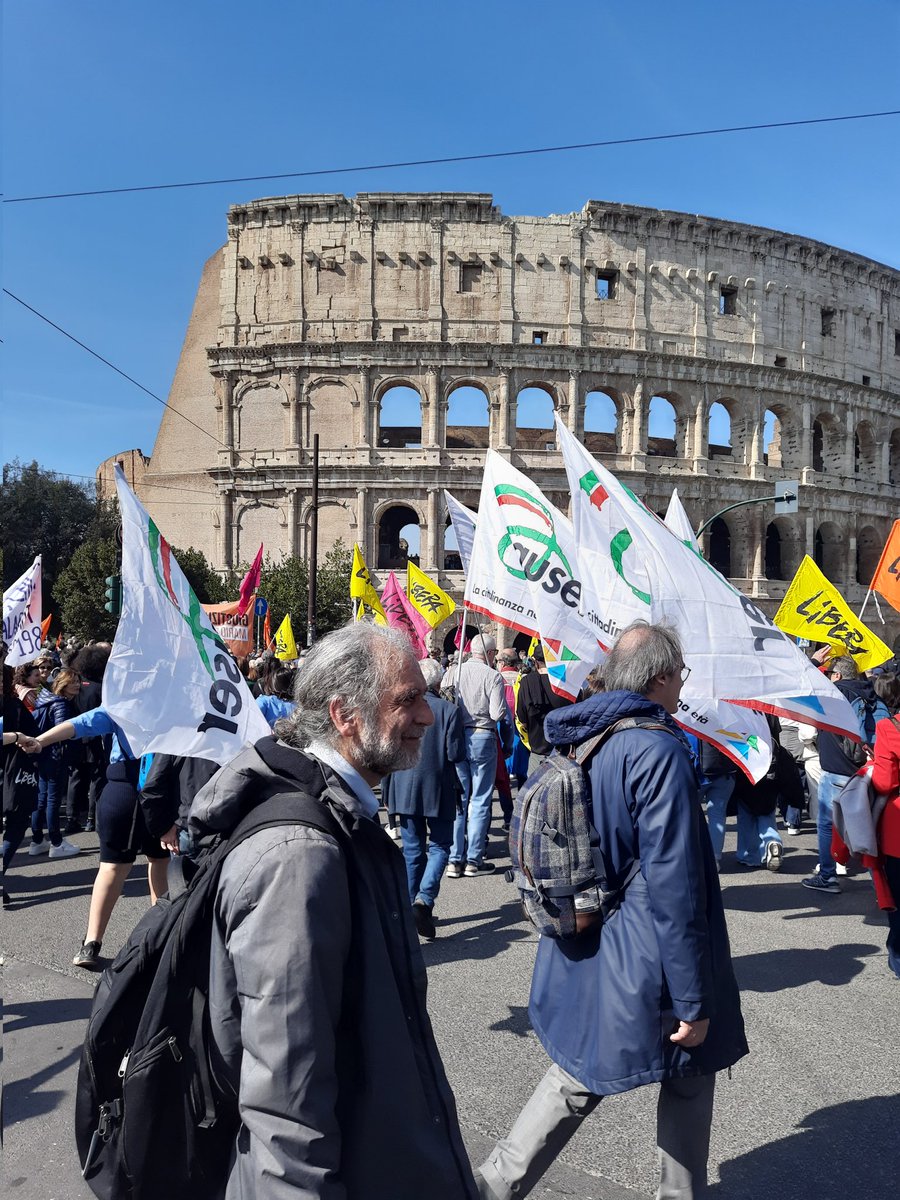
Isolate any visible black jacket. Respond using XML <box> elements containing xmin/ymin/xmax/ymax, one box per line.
<box><xmin>516</xmin><ymin>670</ymin><xmax>571</xmax><ymax>755</ymax></box>
<box><xmin>139</xmin><ymin>753</ymin><xmax>220</xmax><ymax>838</ymax></box>
<box><xmin>819</xmin><ymin>678</ymin><xmax>876</xmax><ymax>777</ymax></box>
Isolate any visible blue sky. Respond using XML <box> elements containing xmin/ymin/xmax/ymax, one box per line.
<box><xmin>3</xmin><ymin>0</ymin><xmax>899</xmax><ymax>483</ymax></box>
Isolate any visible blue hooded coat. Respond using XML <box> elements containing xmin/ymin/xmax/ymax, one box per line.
<box><xmin>529</xmin><ymin>689</ymin><xmax>749</xmax><ymax>1096</ymax></box>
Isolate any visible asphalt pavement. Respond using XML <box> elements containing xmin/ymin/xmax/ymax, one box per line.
<box><xmin>3</xmin><ymin>815</ymin><xmax>899</xmax><ymax>1199</ymax></box>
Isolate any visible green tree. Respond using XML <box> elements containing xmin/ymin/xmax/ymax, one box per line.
<box><xmin>170</xmin><ymin>546</ymin><xmax>227</xmax><ymax>604</ymax></box>
<box><xmin>0</xmin><ymin>460</ymin><xmax>102</xmax><ymax>613</ymax></box>
<box><xmin>258</xmin><ymin>541</ymin><xmax>353</xmax><ymax>646</ymax></box>
<box><xmin>54</xmin><ymin>538</ymin><xmax>120</xmax><ymax>642</ymax></box>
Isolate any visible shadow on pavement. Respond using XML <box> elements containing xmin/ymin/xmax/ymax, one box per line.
<box><xmin>5</xmin><ymin>1043</ymin><xmax>84</xmax><ymax>1127</ymax></box>
<box><xmin>711</xmin><ymin>1094</ymin><xmax>900</xmax><ymax>1199</ymax></box>
<box><xmin>721</xmin><ymin>878</ymin><xmax>888</xmax><ymax>925</ymax></box>
<box><xmin>732</xmin><ymin>943</ymin><xmax>878</xmax><ymax>991</ymax></box>
<box><xmin>422</xmin><ymin>900</ymin><xmax>533</xmax><ymax>963</ymax></box>
<box><xmin>5</xmin><ymin>995</ymin><xmax>94</xmax><ymax>1033</ymax></box>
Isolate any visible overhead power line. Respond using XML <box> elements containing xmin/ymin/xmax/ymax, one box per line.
<box><xmin>3</xmin><ymin>288</ymin><xmax>255</xmax><ymax>470</ymax></box>
<box><xmin>5</xmin><ymin>109</ymin><xmax>900</xmax><ymax>204</ymax></box>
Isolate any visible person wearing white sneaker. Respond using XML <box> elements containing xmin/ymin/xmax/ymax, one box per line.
<box><xmin>48</xmin><ymin>839</ymin><xmax>80</xmax><ymax>859</ymax></box>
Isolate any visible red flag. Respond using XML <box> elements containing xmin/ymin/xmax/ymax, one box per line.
<box><xmin>40</xmin><ymin>613</ymin><xmax>52</xmax><ymax>642</ymax></box>
<box><xmin>263</xmin><ymin>611</ymin><xmax>273</xmax><ymax>650</ymax></box>
<box><xmin>237</xmin><ymin>545</ymin><xmax>264</xmax><ymax>616</ymax></box>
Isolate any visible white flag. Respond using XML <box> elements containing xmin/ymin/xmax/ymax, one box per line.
<box><xmin>664</xmin><ymin>489</ymin><xmax>700</xmax><ymax>554</ymax></box>
<box><xmin>444</xmin><ymin>491</ymin><xmax>478</xmax><ymax>576</ymax></box>
<box><xmin>3</xmin><ymin>556</ymin><xmax>43</xmax><ymax>668</ymax></box>
<box><xmin>103</xmin><ymin>468</ymin><xmax>270</xmax><ymax>764</ymax></box>
<box><xmin>555</xmin><ymin>417</ymin><xmax>859</xmax><ymax>752</ymax></box>
<box><xmin>466</xmin><ymin>452</ymin><xmax>602</xmax><ymax>700</ymax></box>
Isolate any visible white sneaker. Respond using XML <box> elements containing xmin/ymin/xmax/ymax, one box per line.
<box><xmin>28</xmin><ymin>839</ymin><xmax>51</xmax><ymax>856</ymax></box>
<box><xmin>835</xmin><ymin>862</ymin><xmax>848</xmax><ymax>876</ymax></box>
<box><xmin>48</xmin><ymin>840</ymin><xmax>80</xmax><ymax>859</ymax></box>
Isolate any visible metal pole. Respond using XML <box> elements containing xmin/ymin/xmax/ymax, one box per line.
<box><xmin>695</xmin><ymin>491</ymin><xmax>795</xmax><ymax>539</ymax></box>
<box><xmin>307</xmin><ymin>434</ymin><xmax>319</xmax><ymax>648</ymax></box>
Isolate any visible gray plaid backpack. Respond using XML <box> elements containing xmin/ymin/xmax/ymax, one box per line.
<box><xmin>508</xmin><ymin>717</ymin><xmax>670</xmax><ymax>939</ymax></box>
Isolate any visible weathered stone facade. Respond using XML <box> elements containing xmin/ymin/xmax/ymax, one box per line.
<box><xmin>109</xmin><ymin>192</ymin><xmax>900</xmax><ymax>648</ymax></box>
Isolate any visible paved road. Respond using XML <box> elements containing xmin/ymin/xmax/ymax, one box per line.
<box><xmin>4</xmin><ymin>815</ymin><xmax>899</xmax><ymax>1199</ymax></box>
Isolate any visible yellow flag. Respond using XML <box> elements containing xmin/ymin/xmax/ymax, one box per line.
<box><xmin>274</xmin><ymin>613</ymin><xmax>298</xmax><ymax>661</ymax></box>
<box><xmin>350</xmin><ymin>544</ymin><xmax>387</xmax><ymax>623</ymax></box>
<box><xmin>774</xmin><ymin>555</ymin><xmax>891</xmax><ymax>671</ymax></box>
<box><xmin>406</xmin><ymin>561</ymin><xmax>457</xmax><ymax>628</ymax></box>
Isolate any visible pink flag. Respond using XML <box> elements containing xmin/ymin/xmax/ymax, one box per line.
<box><xmin>237</xmin><ymin>544</ymin><xmax>264</xmax><ymax>616</ymax></box>
<box><xmin>380</xmin><ymin>572</ymin><xmax>429</xmax><ymax>658</ymax></box>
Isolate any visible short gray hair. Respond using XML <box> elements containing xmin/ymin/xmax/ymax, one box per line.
<box><xmin>285</xmin><ymin>622</ymin><xmax>419</xmax><ymax>748</ymax></box>
<box><xmin>830</xmin><ymin>655</ymin><xmax>859</xmax><ymax>681</ymax></box>
<box><xmin>470</xmin><ymin>634</ymin><xmax>496</xmax><ymax>659</ymax></box>
<box><xmin>419</xmin><ymin>657</ymin><xmax>444</xmax><ymax>692</ymax></box>
<box><xmin>497</xmin><ymin>649</ymin><xmax>519</xmax><ymax>668</ymax></box>
<box><xmin>603</xmin><ymin>621</ymin><xmax>683</xmax><ymax>695</ymax></box>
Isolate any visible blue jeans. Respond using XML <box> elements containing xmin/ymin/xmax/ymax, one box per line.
<box><xmin>735</xmin><ymin>804</ymin><xmax>782</xmax><ymax>865</ymax></box>
<box><xmin>399</xmin><ymin>814</ymin><xmax>453</xmax><ymax>908</ymax></box>
<box><xmin>816</xmin><ymin>770</ymin><xmax>848</xmax><ymax>881</ymax></box>
<box><xmin>32</xmin><ymin>760</ymin><xmax>66</xmax><ymax>847</ymax></box>
<box><xmin>702</xmin><ymin>774</ymin><xmax>735</xmax><ymax>863</ymax></box>
<box><xmin>452</xmin><ymin>730</ymin><xmax>497</xmax><ymax>866</ymax></box>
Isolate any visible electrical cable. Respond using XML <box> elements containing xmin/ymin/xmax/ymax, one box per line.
<box><xmin>2</xmin><ymin>288</ymin><xmax>259</xmax><ymax>472</ymax></box>
<box><xmin>5</xmin><ymin>109</ymin><xmax>899</xmax><ymax>204</ymax></box>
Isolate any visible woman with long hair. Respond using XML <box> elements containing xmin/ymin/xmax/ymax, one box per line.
<box><xmin>30</xmin><ymin>669</ymin><xmax>83</xmax><ymax>858</ymax></box>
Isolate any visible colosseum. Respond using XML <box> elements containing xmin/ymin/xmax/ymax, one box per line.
<box><xmin>99</xmin><ymin>191</ymin><xmax>900</xmax><ymax>650</ymax></box>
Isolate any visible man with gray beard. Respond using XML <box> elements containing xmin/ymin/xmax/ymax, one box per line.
<box><xmin>189</xmin><ymin>622</ymin><xmax>479</xmax><ymax>1200</ymax></box>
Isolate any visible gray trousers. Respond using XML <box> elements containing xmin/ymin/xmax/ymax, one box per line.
<box><xmin>477</xmin><ymin>1062</ymin><xmax>716</xmax><ymax>1200</ymax></box>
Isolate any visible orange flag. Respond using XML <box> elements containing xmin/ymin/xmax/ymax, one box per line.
<box><xmin>40</xmin><ymin>613</ymin><xmax>52</xmax><ymax>641</ymax></box>
<box><xmin>263</xmin><ymin>611</ymin><xmax>273</xmax><ymax>650</ymax></box>
<box><xmin>870</xmin><ymin>520</ymin><xmax>900</xmax><ymax>614</ymax></box>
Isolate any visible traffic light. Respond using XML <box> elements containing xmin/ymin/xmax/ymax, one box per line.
<box><xmin>104</xmin><ymin>574</ymin><xmax>123</xmax><ymax>616</ymax></box>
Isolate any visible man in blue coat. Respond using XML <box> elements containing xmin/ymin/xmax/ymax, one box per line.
<box><xmin>382</xmin><ymin>657</ymin><xmax>469</xmax><ymax>939</ymax></box>
<box><xmin>477</xmin><ymin>621</ymin><xmax>748</xmax><ymax>1200</ymax></box>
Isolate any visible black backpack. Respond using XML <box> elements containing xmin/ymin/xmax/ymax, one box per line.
<box><xmin>75</xmin><ymin>788</ymin><xmax>344</xmax><ymax>1200</ymax></box>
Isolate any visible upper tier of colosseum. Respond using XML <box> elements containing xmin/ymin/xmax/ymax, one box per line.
<box><xmin>217</xmin><ymin>192</ymin><xmax>900</xmax><ymax>388</ymax></box>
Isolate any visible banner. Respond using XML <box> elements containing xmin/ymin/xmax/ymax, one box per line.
<box><xmin>407</xmin><ymin>561</ymin><xmax>457</xmax><ymax>629</ymax></box>
<box><xmin>664</xmin><ymin>488</ymin><xmax>700</xmax><ymax>553</ymax></box>
<box><xmin>381</xmin><ymin>572</ymin><xmax>429</xmax><ymax>658</ymax></box>
<box><xmin>349</xmin><ymin>544</ymin><xmax>387</xmax><ymax>624</ymax></box>
<box><xmin>202</xmin><ymin>599</ymin><xmax>255</xmax><ymax>658</ymax></box>
<box><xmin>444</xmin><ymin>492</ymin><xmax>478</xmax><ymax>575</ymax></box>
<box><xmin>274</xmin><ymin>613</ymin><xmax>298</xmax><ymax>661</ymax></box>
<box><xmin>554</xmin><ymin>417</ymin><xmax>861</xmax><ymax>775</ymax></box>
<box><xmin>774</xmin><ymin>556</ymin><xmax>892</xmax><ymax>671</ymax></box>
<box><xmin>467</xmin><ymin>452</ymin><xmax>601</xmax><ymax>700</ymax></box>
<box><xmin>869</xmin><ymin>520</ymin><xmax>900</xmax><ymax>615</ymax></box>
<box><xmin>104</xmin><ymin>468</ymin><xmax>270</xmax><ymax>765</ymax></box>
<box><xmin>237</xmin><ymin>544</ymin><xmax>264</xmax><ymax>616</ymax></box>
<box><xmin>3</xmin><ymin>556</ymin><xmax>43</xmax><ymax>668</ymax></box>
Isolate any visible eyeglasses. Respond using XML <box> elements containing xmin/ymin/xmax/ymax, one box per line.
<box><xmin>679</xmin><ymin>665</ymin><xmax>691</xmax><ymax>683</ymax></box>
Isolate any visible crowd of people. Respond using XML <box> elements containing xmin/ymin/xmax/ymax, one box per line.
<box><xmin>2</xmin><ymin>618</ymin><xmax>899</xmax><ymax>1198</ymax></box>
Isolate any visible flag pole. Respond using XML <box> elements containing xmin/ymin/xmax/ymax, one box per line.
<box><xmin>858</xmin><ymin>590</ymin><xmax>872</xmax><ymax>621</ymax></box>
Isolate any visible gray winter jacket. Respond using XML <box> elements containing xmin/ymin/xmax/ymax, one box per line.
<box><xmin>190</xmin><ymin>737</ymin><xmax>478</xmax><ymax>1200</ymax></box>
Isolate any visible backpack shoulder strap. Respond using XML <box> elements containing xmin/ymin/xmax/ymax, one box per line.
<box><xmin>573</xmin><ymin>716</ymin><xmax>676</xmax><ymax>766</ymax></box>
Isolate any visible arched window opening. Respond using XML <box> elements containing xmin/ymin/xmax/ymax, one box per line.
<box><xmin>443</xmin><ymin>517</ymin><xmax>462</xmax><ymax>572</ymax></box>
<box><xmin>890</xmin><ymin>430</ymin><xmax>900</xmax><ymax>486</ymax></box>
<box><xmin>763</xmin><ymin>409</ymin><xmax>781</xmax><ymax>467</ymax></box>
<box><xmin>857</xmin><ymin>526</ymin><xmax>882</xmax><ymax>586</ymax></box>
<box><xmin>377</xmin><ymin>385</ymin><xmax>422</xmax><ymax>448</ymax></box>
<box><xmin>708</xmin><ymin>402</ymin><xmax>732</xmax><ymax>457</ymax></box>
<box><xmin>446</xmin><ymin>385</ymin><xmax>490</xmax><ymax>449</ymax></box>
<box><xmin>765</xmin><ymin>523</ymin><xmax>784</xmax><ymax>580</ymax></box>
<box><xmin>584</xmin><ymin>390</ymin><xmax>619</xmax><ymax>456</ymax></box>
<box><xmin>814</xmin><ymin>523</ymin><xmax>842</xmax><ymax>581</ymax></box>
<box><xmin>855</xmin><ymin>422</ymin><xmax>878</xmax><ymax>479</ymax></box>
<box><xmin>708</xmin><ymin>517</ymin><xmax>732</xmax><ymax>578</ymax></box>
<box><xmin>377</xmin><ymin>505</ymin><xmax>420</xmax><ymax>570</ymax></box>
<box><xmin>515</xmin><ymin>385</ymin><xmax>557</xmax><ymax>451</ymax></box>
<box><xmin>648</xmin><ymin>395</ymin><xmax>677</xmax><ymax>458</ymax></box>
<box><xmin>812</xmin><ymin>420</ymin><xmax>824</xmax><ymax>472</ymax></box>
